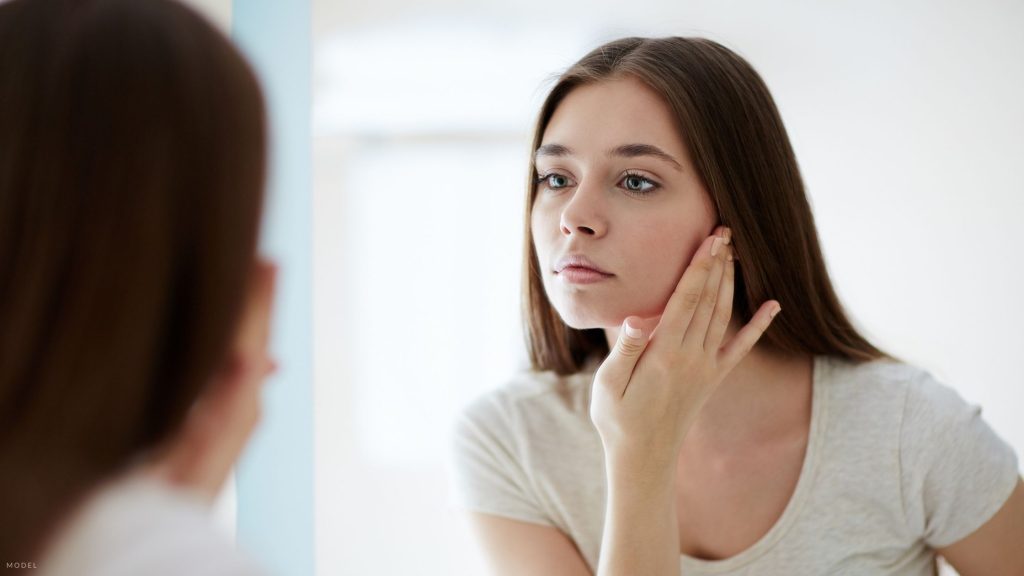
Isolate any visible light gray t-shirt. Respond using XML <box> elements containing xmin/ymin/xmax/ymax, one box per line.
<box><xmin>451</xmin><ymin>355</ymin><xmax>1020</xmax><ymax>575</ymax></box>
<box><xmin>41</xmin><ymin>472</ymin><xmax>265</xmax><ymax>576</ymax></box>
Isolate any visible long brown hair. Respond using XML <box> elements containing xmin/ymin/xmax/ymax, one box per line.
<box><xmin>0</xmin><ymin>0</ymin><xmax>266</xmax><ymax>561</ymax></box>
<box><xmin>523</xmin><ymin>37</ymin><xmax>891</xmax><ymax>375</ymax></box>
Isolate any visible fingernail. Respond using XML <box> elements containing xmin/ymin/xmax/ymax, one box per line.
<box><xmin>711</xmin><ymin>237</ymin><xmax>722</xmax><ymax>257</ymax></box>
<box><xmin>724</xmin><ymin>227</ymin><xmax>732</xmax><ymax>242</ymax></box>
<box><xmin>624</xmin><ymin>320</ymin><xmax>642</xmax><ymax>339</ymax></box>
<box><xmin>770</xmin><ymin>305</ymin><xmax>782</xmax><ymax>319</ymax></box>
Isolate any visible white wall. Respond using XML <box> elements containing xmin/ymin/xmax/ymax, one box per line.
<box><xmin>312</xmin><ymin>1</ymin><xmax>1023</xmax><ymax>574</ymax></box>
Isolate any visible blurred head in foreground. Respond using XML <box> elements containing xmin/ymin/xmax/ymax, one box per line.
<box><xmin>0</xmin><ymin>0</ymin><xmax>274</xmax><ymax>561</ymax></box>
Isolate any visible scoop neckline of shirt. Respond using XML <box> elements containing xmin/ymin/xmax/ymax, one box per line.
<box><xmin>677</xmin><ymin>354</ymin><xmax>830</xmax><ymax>572</ymax></box>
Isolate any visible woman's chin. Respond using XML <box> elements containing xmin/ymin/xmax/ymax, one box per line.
<box><xmin>557</xmin><ymin>304</ymin><xmax>667</xmax><ymax>331</ymax></box>
<box><xmin>556</xmin><ymin>309</ymin><xmax>631</xmax><ymax>331</ymax></box>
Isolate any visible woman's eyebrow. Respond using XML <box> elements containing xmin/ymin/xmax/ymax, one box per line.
<box><xmin>610</xmin><ymin>143</ymin><xmax>683</xmax><ymax>171</ymax></box>
<box><xmin>534</xmin><ymin>142</ymin><xmax>683</xmax><ymax>171</ymax></box>
<box><xmin>535</xmin><ymin>143</ymin><xmax>572</xmax><ymax>160</ymax></box>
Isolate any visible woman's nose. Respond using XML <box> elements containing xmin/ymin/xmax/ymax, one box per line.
<box><xmin>559</xmin><ymin>182</ymin><xmax>608</xmax><ymax>238</ymax></box>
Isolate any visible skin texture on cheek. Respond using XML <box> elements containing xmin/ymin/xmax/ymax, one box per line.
<box><xmin>619</xmin><ymin>214</ymin><xmax>710</xmax><ymax>321</ymax></box>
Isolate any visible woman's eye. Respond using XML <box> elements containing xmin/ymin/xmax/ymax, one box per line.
<box><xmin>620</xmin><ymin>173</ymin><xmax>658</xmax><ymax>194</ymax></box>
<box><xmin>548</xmin><ymin>174</ymin><xmax>571</xmax><ymax>188</ymax></box>
<box><xmin>538</xmin><ymin>173</ymin><xmax>572</xmax><ymax>189</ymax></box>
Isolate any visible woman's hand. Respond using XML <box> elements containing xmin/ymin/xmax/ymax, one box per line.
<box><xmin>143</xmin><ymin>258</ymin><xmax>278</xmax><ymax>504</ymax></box>
<box><xmin>590</xmin><ymin>226</ymin><xmax>781</xmax><ymax>465</ymax></box>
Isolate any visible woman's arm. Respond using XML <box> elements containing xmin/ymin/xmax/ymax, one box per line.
<box><xmin>938</xmin><ymin>477</ymin><xmax>1024</xmax><ymax>575</ymax></box>
<box><xmin>597</xmin><ymin>450</ymin><xmax>680</xmax><ymax>576</ymax></box>
<box><xmin>469</xmin><ymin>514</ymin><xmax>593</xmax><ymax>576</ymax></box>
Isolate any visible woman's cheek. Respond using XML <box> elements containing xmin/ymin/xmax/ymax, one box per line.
<box><xmin>530</xmin><ymin>202</ymin><xmax>558</xmax><ymax>258</ymax></box>
<box><xmin>632</xmin><ymin>230</ymin><xmax>699</xmax><ymax>314</ymax></box>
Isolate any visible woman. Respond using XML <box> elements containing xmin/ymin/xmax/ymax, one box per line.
<box><xmin>452</xmin><ymin>37</ymin><xmax>1023</xmax><ymax>575</ymax></box>
<box><xmin>0</xmin><ymin>0</ymin><xmax>274</xmax><ymax>573</ymax></box>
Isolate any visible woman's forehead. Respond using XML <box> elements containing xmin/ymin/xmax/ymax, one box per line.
<box><xmin>540</xmin><ymin>77</ymin><xmax>687</xmax><ymax>161</ymax></box>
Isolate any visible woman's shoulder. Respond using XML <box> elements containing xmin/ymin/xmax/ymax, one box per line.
<box><xmin>821</xmin><ymin>354</ymin><xmax>991</xmax><ymax>417</ymax></box>
<box><xmin>41</xmin><ymin>472</ymin><xmax>265</xmax><ymax>576</ymax></box>
<box><xmin>449</xmin><ymin>366</ymin><xmax>605</xmax><ymax>525</ymax></box>
<box><xmin>819</xmin><ymin>355</ymin><xmax>1015</xmax><ymax>464</ymax></box>
<box><xmin>820</xmin><ymin>354</ymin><xmax>941</xmax><ymax>410</ymax></box>
<box><xmin>822</xmin><ymin>354</ymin><xmax>928</xmax><ymax>388</ymax></box>
<box><xmin>812</xmin><ymin>355</ymin><xmax>962</xmax><ymax>453</ymax></box>
<box><xmin>828</xmin><ymin>357</ymin><xmax>1023</xmax><ymax>548</ymax></box>
<box><xmin>459</xmin><ymin>366</ymin><xmax>595</xmax><ymax>425</ymax></box>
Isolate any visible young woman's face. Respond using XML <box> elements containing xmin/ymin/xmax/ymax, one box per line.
<box><xmin>531</xmin><ymin>75</ymin><xmax>717</xmax><ymax>329</ymax></box>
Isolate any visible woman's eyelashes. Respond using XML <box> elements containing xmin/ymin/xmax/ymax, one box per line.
<box><xmin>536</xmin><ymin>172</ymin><xmax>575</xmax><ymax>191</ymax></box>
<box><xmin>618</xmin><ymin>171</ymin><xmax>659</xmax><ymax>195</ymax></box>
<box><xmin>534</xmin><ymin>170</ymin><xmax>661</xmax><ymax>196</ymax></box>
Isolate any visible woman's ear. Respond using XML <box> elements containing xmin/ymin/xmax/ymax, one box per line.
<box><xmin>142</xmin><ymin>258</ymin><xmax>278</xmax><ymax>503</ymax></box>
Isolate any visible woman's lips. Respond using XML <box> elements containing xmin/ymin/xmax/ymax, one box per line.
<box><xmin>558</xmin><ymin>266</ymin><xmax>613</xmax><ymax>284</ymax></box>
<box><xmin>554</xmin><ymin>255</ymin><xmax>613</xmax><ymax>284</ymax></box>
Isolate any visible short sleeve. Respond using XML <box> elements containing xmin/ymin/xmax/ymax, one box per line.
<box><xmin>899</xmin><ymin>371</ymin><xmax>1020</xmax><ymax>548</ymax></box>
<box><xmin>448</xmin><ymin>393</ymin><xmax>554</xmax><ymax>527</ymax></box>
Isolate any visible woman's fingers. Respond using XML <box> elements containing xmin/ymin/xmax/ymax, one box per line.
<box><xmin>650</xmin><ymin>234</ymin><xmax>723</xmax><ymax>353</ymax></box>
<box><xmin>226</xmin><ymin>258</ymin><xmax>278</xmax><ymax>384</ymax></box>
<box><xmin>682</xmin><ymin>235</ymin><xmax>732</xmax><ymax>352</ymax></box>
<box><xmin>704</xmin><ymin>232</ymin><xmax>735</xmax><ymax>352</ymax></box>
<box><xmin>718</xmin><ymin>300</ymin><xmax>781</xmax><ymax>372</ymax></box>
<box><xmin>238</xmin><ymin>258</ymin><xmax>277</xmax><ymax>355</ymax></box>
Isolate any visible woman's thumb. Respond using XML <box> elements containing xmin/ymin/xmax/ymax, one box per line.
<box><xmin>596</xmin><ymin>317</ymin><xmax>650</xmax><ymax>395</ymax></box>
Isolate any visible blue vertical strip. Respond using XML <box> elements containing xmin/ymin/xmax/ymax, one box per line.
<box><xmin>231</xmin><ymin>2</ymin><xmax>314</xmax><ymax>575</ymax></box>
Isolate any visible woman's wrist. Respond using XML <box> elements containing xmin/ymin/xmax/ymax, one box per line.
<box><xmin>603</xmin><ymin>445</ymin><xmax>678</xmax><ymax>490</ymax></box>
<box><xmin>598</xmin><ymin>445</ymin><xmax>680</xmax><ymax>576</ymax></box>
